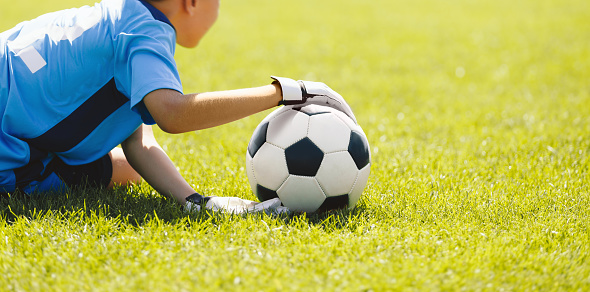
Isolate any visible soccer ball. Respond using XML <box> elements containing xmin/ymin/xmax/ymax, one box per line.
<box><xmin>245</xmin><ymin>104</ymin><xmax>371</xmax><ymax>213</ymax></box>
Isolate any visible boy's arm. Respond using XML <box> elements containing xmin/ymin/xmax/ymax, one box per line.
<box><xmin>143</xmin><ymin>84</ymin><xmax>283</xmax><ymax>134</ymax></box>
<box><xmin>121</xmin><ymin>124</ymin><xmax>289</xmax><ymax>214</ymax></box>
<box><xmin>121</xmin><ymin>124</ymin><xmax>195</xmax><ymax>204</ymax></box>
<box><xmin>121</xmin><ymin>125</ymin><xmax>289</xmax><ymax>214</ymax></box>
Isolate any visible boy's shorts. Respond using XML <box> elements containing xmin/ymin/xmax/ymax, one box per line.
<box><xmin>5</xmin><ymin>154</ymin><xmax>113</xmax><ymax>196</ymax></box>
<box><xmin>48</xmin><ymin>154</ymin><xmax>113</xmax><ymax>189</ymax></box>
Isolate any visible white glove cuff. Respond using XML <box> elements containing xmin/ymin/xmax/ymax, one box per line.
<box><xmin>271</xmin><ymin>76</ymin><xmax>302</xmax><ymax>103</ymax></box>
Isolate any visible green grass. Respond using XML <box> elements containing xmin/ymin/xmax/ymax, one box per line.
<box><xmin>1</xmin><ymin>0</ymin><xmax>589</xmax><ymax>290</ymax></box>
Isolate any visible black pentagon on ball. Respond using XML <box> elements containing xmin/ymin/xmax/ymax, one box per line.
<box><xmin>348</xmin><ymin>131</ymin><xmax>370</xmax><ymax>169</ymax></box>
<box><xmin>247</xmin><ymin>121</ymin><xmax>269</xmax><ymax>157</ymax></box>
<box><xmin>318</xmin><ymin>194</ymin><xmax>349</xmax><ymax>212</ymax></box>
<box><xmin>285</xmin><ymin>137</ymin><xmax>324</xmax><ymax>176</ymax></box>
<box><xmin>256</xmin><ymin>184</ymin><xmax>279</xmax><ymax>202</ymax></box>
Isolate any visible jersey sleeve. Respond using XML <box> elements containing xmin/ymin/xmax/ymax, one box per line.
<box><xmin>129</xmin><ymin>49</ymin><xmax>183</xmax><ymax>125</ymax></box>
<box><xmin>113</xmin><ymin>25</ymin><xmax>182</xmax><ymax>125</ymax></box>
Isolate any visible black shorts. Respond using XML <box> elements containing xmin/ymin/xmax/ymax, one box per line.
<box><xmin>49</xmin><ymin>154</ymin><xmax>113</xmax><ymax>189</ymax></box>
<box><xmin>2</xmin><ymin>154</ymin><xmax>113</xmax><ymax>196</ymax></box>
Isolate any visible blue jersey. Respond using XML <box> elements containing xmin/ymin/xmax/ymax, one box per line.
<box><xmin>0</xmin><ymin>0</ymin><xmax>182</xmax><ymax>192</ymax></box>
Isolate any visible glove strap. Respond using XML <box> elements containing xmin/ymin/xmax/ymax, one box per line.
<box><xmin>271</xmin><ymin>76</ymin><xmax>304</xmax><ymax>105</ymax></box>
<box><xmin>298</xmin><ymin>80</ymin><xmax>310</xmax><ymax>97</ymax></box>
<box><xmin>185</xmin><ymin>192</ymin><xmax>212</xmax><ymax>205</ymax></box>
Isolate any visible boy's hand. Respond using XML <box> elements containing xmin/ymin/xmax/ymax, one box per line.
<box><xmin>271</xmin><ymin>76</ymin><xmax>357</xmax><ymax>123</ymax></box>
<box><xmin>184</xmin><ymin>193</ymin><xmax>290</xmax><ymax>215</ymax></box>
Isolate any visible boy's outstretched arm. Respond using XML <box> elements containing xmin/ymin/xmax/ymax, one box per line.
<box><xmin>143</xmin><ymin>84</ymin><xmax>282</xmax><ymax>134</ymax></box>
<box><xmin>121</xmin><ymin>124</ymin><xmax>196</xmax><ymax>204</ymax></box>
<box><xmin>121</xmin><ymin>124</ymin><xmax>288</xmax><ymax>214</ymax></box>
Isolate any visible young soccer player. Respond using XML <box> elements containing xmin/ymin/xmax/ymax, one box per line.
<box><xmin>0</xmin><ymin>0</ymin><xmax>355</xmax><ymax>213</ymax></box>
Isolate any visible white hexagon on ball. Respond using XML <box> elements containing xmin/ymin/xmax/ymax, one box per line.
<box><xmin>258</xmin><ymin>105</ymin><xmax>290</xmax><ymax>126</ymax></box>
<box><xmin>252</xmin><ymin>143</ymin><xmax>289</xmax><ymax>190</ymax></box>
<box><xmin>277</xmin><ymin>176</ymin><xmax>326</xmax><ymax>213</ymax></box>
<box><xmin>316</xmin><ymin>152</ymin><xmax>359</xmax><ymax>197</ymax></box>
<box><xmin>332</xmin><ymin>108</ymin><xmax>361</xmax><ymax>131</ymax></box>
<box><xmin>266</xmin><ymin>109</ymin><xmax>310</xmax><ymax>149</ymax></box>
<box><xmin>308</xmin><ymin>112</ymin><xmax>351</xmax><ymax>153</ymax></box>
<box><xmin>349</xmin><ymin>163</ymin><xmax>371</xmax><ymax>208</ymax></box>
<box><xmin>245</xmin><ymin>152</ymin><xmax>257</xmax><ymax>192</ymax></box>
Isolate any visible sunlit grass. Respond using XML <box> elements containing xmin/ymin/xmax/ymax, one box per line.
<box><xmin>1</xmin><ymin>0</ymin><xmax>589</xmax><ymax>290</ymax></box>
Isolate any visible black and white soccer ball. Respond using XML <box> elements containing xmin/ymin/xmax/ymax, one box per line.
<box><xmin>246</xmin><ymin>104</ymin><xmax>371</xmax><ymax>213</ymax></box>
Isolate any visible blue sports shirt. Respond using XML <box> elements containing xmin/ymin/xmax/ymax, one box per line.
<box><xmin>0</xmin><ymin>0</ymin><xmax>182</xmax><ymax>192</ymax></box>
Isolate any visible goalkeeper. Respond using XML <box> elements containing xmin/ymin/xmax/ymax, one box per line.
<box><xmin>0</xmin><ymin>0</ymin><xmax>354</xmax><ymax>213</ymax></box>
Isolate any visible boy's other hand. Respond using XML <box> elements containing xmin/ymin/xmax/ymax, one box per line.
<box><xmin>271</xmin><ymin>76</ymin><xmax>357</xmax><ymax>123</ymax></box>
<box><xmin>184</xmin><ymin>194</ymin><xmax>290</xmax><ymax>215</ymax></box>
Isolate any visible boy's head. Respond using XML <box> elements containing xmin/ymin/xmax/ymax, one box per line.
<box><xmin>148</xmin><ymin>0</ymin><xmax>220</xmax><ymax>48</ymax></box>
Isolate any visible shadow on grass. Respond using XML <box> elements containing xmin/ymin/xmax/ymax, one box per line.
<box><xmin>1</xmin><ymin>185</ymin><xmax>371</xmax><ymax>231</ymax></box>
<box><xmin>0</xmin><ymin>185</ymin><xmax>186</xmax><ymax>226</ymax></box>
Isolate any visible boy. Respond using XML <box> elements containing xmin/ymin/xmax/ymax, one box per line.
<box><xmin>0</xmin><ymin>0</ymin><xmax>355</xmax><ymax>213</ymax></box>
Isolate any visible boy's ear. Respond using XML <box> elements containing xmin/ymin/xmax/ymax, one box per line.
<box><xmin>184</xmin><ymin>0</ymin><xmax>197</xmax><ymax>16</ymax></box>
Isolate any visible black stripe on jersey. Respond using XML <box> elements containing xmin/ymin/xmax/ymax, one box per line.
<box><xmin>23</xmin><ymin>78</ymin><xmax>128</xmax><ymax>153</ymax></box>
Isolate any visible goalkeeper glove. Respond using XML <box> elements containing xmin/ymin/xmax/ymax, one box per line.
<box><xmin>271</xmin><ymin>76</ymin><xmax>357</xmax><ymax>123</ymax></box>
<box><xmin>184</xmin><ymin>193</ymin><xmax>290</xmax><ymax>215</ymax></box>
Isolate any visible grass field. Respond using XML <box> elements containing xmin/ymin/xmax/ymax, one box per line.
<box><xmin>1</xmin><ymin>0</ymin><xmax>589</xmax><ymax>290</ymax></box>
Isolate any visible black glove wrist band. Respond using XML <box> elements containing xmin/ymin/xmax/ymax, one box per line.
<box><xmin>185</xmin><ymin>193</ymin><xmax>212</xmax><ymax>205</ymax></box>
